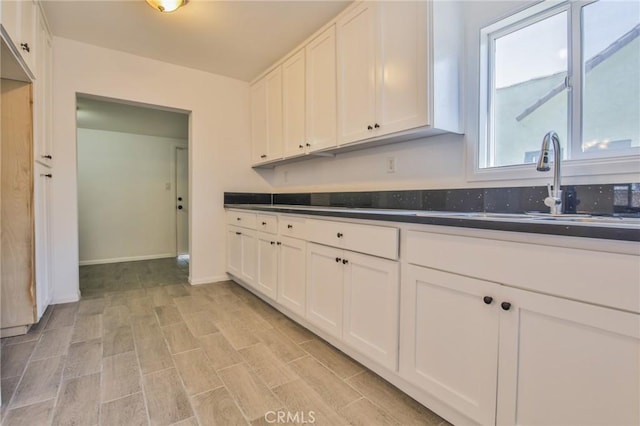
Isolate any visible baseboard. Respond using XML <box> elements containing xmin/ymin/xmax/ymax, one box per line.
<box><xmin>79</xmin><ymin>253</ymin><xmax>175</xmax><ymax>266</ymax></box>
<box><xmin>189</xmin><ymin>274</ymin><xmax>230</xmax><ymax>285</ymax></box>
<box><xmin>51</xmin><ymin>291</ymin><xmax>81</xmax><ymax>304</ymax></box>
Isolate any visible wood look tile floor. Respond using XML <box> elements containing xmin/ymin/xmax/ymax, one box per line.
<box><xmin>1</xmin><ymin>258</ymin><xmax>450</xmax><ymax>426</ymax></box>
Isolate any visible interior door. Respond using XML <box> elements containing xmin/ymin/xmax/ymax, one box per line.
<box><xmin>175</xmin><ymin>147</ymin><xmax>188</xmax><ymax>256</ymax></box>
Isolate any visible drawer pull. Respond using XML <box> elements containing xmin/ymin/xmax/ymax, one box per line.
<box><xmin>270</xmin><ymin>241</ymin><xmax>275</xmax><ymax>245</ymax></box>
<box><xmin>483</xmin><ymin>296</ymin><xmax>493</xmax><ymax>305</ymax></box>
<box><xmin>335</xmin><ymin>257</ymin><xmax>341</xmax><ymax>263</ymax></box>
<box><xmin>501</xmin><ymin>302</ymin><xmax>512</xmax><ymax>311</ymax></box>
<box><xmin>236</xmin><ymin>217</ymin><xmax>241</xmax><ymax>221</ymax></box>
<box><xmin>260</xmin><ymin>154</ymin><xmax>267</xmax><ymax>159</ymax></box>
<box><xmin>287</xmin><ymin>224</ymin><xmax>293</xmax><ymax>229</ymax></box>
<box><xmin>277</xmin><ymin>242</ymin><xmax>282</xmax><ymax>246</ymax></box>
<box><xmin>235</xmin><ymin>232</ymin><xmax>241</xmax><ymax>235</ymax></box>
<box><xmin>342</xmin><ymin>259</ymin><xmax>349</xmax><ymax>264</ymax></box>
<box><xmin>21</xmin><ymin>42</ymin><xmax>30</xmax><ymax>52</ymax></box>
<box><xmin>336</xmin><ymin>232</ymin><xmax>343</xmax><ymax>238</ymax></box>
<box><xmin>262</xmin><ymin>221</ymin><xmax>267</xmax><ymax>226</ymax></box>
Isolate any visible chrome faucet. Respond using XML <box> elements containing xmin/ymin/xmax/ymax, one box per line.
<box><xmin>536</xmin><ymin>131</ymin><xmax>563</xmax><ymax>215</ymax></box>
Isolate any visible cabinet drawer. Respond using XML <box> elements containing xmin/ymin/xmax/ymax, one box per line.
<box><xmin>307</xmin><ymin>219</ymin><xmax>399</xmax><ymax>260</ymax></box>
<box><xmin>257</xmin><ymin>214</ymin><xmax>278</xmax><ymax>234</ymax></box>
<box><xmin>226</xmin><ymin>210</ymin><xmax>257</xmax><ymax>229</ymax></box>
<box><xmin>406</xmin><ymin>230</ymin><xmax>640</xmax><ymax>313</ymax></box>
<box><xmin>278</xmin><ymin>215</ymin><xmax>307</xmax><ymax>239</ymax></box>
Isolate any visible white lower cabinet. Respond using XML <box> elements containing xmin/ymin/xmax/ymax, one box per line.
<box><xmin>256</xmin><ymin>232</ymin><xmax>278</xmax><ymax>300</ymax></box>
<box><xmin>306</xmin><ymin>243</ymin><xmax>344</xmax><ymax>338</ymax></box>
<box><xmin>227</xmin><ymin>225</ymin><xmax>256</xmax><ymax>286</ymax></box>
<box><xmin>496</xmin><ymin>285</ymin><xmax>640</xmax><ymax>426</ymax></box>
<box><xmin>343</xmin><ymin>250</ymin><xmax>399</xmax><ymax>371</ymax></box>
<box><xmin>400</xmin><ymin>264</ymin><xmax>640</xmax><ymax>426</ymax></box>
<box><xmin>277</xmin><ymin>236</ymin><xmax>306</xmax><ymax>317</ymax></box>
<box><xmin>307</xmin><ymin>242</ymin><xmax>400</xmax><ymax>368</ymax></box>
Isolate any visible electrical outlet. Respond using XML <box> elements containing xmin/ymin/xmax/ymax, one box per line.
<box><xmin>386</xmin><ymin>157</ymin><xmax>396</xmax><ymax>173</ymax></box>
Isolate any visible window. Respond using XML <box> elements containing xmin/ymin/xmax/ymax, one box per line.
<box><xmin>479</xmin><ymin>0</ymin><xmax>639</xmax><ymax>172</ymax></box>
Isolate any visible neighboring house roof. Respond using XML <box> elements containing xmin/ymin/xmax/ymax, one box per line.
<box><xmin>516</xmin><ymin>23</ymin><xmax>640</xmax><ymax>122</ymax></box>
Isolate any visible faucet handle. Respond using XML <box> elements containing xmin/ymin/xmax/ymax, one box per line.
<box><xmin>544</xmin><ymin>196</ymin><xmax>561</xmax><ymax>207</ymax></box>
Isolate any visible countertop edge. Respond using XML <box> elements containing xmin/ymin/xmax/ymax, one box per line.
<box><xmin>224</xmin><ymin>204</ymin><xmax>640</xmax><ymax>243</ymax></box>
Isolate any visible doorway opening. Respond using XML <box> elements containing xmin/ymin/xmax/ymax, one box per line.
<box><xmin>75</xmin><ymin>94</ymin><xmax>190</xmax><ymax>289</ymax></box>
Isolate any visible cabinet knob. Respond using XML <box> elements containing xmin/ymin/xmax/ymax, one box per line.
<box><xmin>306</xmin><ymin>143</ymin><xmax>311</xmax><ymax>147</ymax></box>
<box><xmin>367</xmin><ymin>125</ymin><xmax>373</xmax><ymax>130</ymax></box>
<box><xmin>262</xmin><ymin>221</ymin><xmax>267</xmax><ymax>226</ymax></box>
<box><xmin>277</xmin><ymin>241</ymin><xmax>282</xmax><ymax>245</ymax></box>
<box><xmin>337</xmin><ymin>232</ymin><xmax>343</xmax><ymax>238</ymax></box>
<box><xmin>270</xmin><ymin>241</ymin><xmax>275</xmax><ymax>245</ymax></box>
<box><xmin>42</xmin><ymin>154</ymin><xmax>52</xmax><ymax>160</ymax></box>
<box><xmin>342</xmin><ymin>259</ymin><xmax>349</xmax><ymax>264</ymax></box>
<box><xmin>260</xmin><ymin>154</ymin><xmax>267</xmax><ymax>159</ymax></box>
<box><xmin>501</xmin><ymin>302</ymin><xmax>512</xmax><ymax>311</ymax></box>
<box><xmin>299</xmin><ymin>144</ymin><xmax>304</xmax><ymax>149</ymax></box>
<box><xmin>40</xmin><ymin>173</ymin><xmax>52</xmax><ymax>178</ymax></box>
<box><xmin>21</xmin><ymin>42</ymin><xmax>30</xmax><ymax>52</ymax></box>
<box><xmin>235</xmin><ymin>232</ymin><xmax>241</xmax><ymax>235</ymax></box>
<box><xmin>374</xmin><ymin>123</ymin><xmax>380</xmax><ymax>129</ymax></box>
<box><xmin>236</xmin><ymin>217</ymin><xmax>241</xmax><ymax>221</ymax></box>
<box><xmin>177</xmin><ymin>205</ymin><xmax>183</xmax><ymax>210</ymax></box>
<box><xmin>483</xmin><ymin>296</ymin><xmax>493</xmax><ymax>305</ymax></box>
<box><xmin>335</xmin><ymin>257</ymin><xmax>341</xmax><ymax>263</ymax></box>
<box><xmin>287</xmin><ymin>224</ymin><xmax>293</xmax><ymax>229</ymax></box>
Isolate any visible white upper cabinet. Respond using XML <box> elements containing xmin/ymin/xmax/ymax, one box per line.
<box><xmin>251</xmin><ymin>67</ymin><xmax>283</xmax><ymax>165</ymax></box>
<box><xmin>337</xmin><ymin>1</ymin><xmax>457</xmax><ymax>146</ymax></box>
<box><xmin>282</xmin><ymin>25</ymin><xmax>338</xmax><ymax>159</ymax></box>
<box><xmin>34</xmin><ymin>9</ymin><xmax>53</xmax><ymax>166</ymax></box>
<box><xmin>305</xmin><ymin>25</ymin><xmax>337</xmax><ymax>153</ymax></box>
<box><xmin>282</xmin><ymin>49</ymin><xmax>307</xmax><ymax>158</ymax></box>
<box><xmin>336</xmin><ymin>2</ymin><xmax>377</xmax><ymax>145</ymax></box>
<box><xmin>1</xmin><ymin>0</ymin><xmax>37</xmax><ymax>77</ymax></box>
<box><xmin>251</xmin><ymin>0</ymin><xmax>462</xmax><ymax>167</ymax></box>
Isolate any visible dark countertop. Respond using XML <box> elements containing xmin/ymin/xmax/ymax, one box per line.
<box><xmin>225</xmin><ymin>204</ymin><xmax>640</xmax><ymax>243</ymax></box>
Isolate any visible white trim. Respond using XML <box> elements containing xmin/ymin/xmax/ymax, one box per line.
<box><xmin>52</xmin><ymin>291</ymin><xmax>81</xmax><ymax>304</ymax></box>
<box><xmin>189</xmin><ymin>274</ymin><xmax>230</xmax><ymax>286</ymax></box>
<box><xmin>79</xmin><ymin>253</ymin><xmax>174</xmax><ymax>266</ymax></box>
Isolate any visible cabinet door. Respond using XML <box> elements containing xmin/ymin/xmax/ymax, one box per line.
<box><xmin>19</xmin><ymin>0</ymin><xmax>36</xmax><ymax>75</ymax></box>
<box><xmin>239</xmin><ymin>230</ymin><xmax>257</xmax><ymax>286</ymax></box>
<box><xmin>337</xmin><ymin>2</ymin><xmax>377</xmax><ymax>145</ymax></box>
<box><xmin>306</xmin><ymin>243</ymin><xmax>344</xmax><ymax>338</ymax></box>
<box><xmin>277</xmin><ymin>236</ymin><xmax>306</xmax><ymax>317</ymax></box>
<box><xmin>34</xmin><ymin>164</ymin><xmax>52</xmax><ymax>320</ymax></box>
<box><xmin>343</xmin><ymin>252</ymin><xmax>399</xmax><ymax>370</ymax></box>
<box><xmin>399</xmin><ymin>265</ymin><xmax>500</xmax><ymax>425</ymax></box>
<box><xmin>250</xmin><ymin>78</ymin><xmax>268</xmax><ymax>164</ymax></box>
<box><xmin>497</xmin><ymin>286</ymin><xmax>640</xmax><ymax>426</ymax></box>
<box><xmin>306</xmin><ymin>25</ymin><xmax>337</xmax><ymax>152</ymax></box>
<box><xmin>256</xmin><ymin>232</ymin><xmax>278</xmax><ymax>300</ymax></box>
<box><xmin>376</xmin><ymin>1</ymin><xmax>428</xmax><ymax>136</ymax></box>
<box><xmin>33</xmin><ymin>13</ymin><xmax>51</xmax><ymax>166</ymax></box>
<box><xmin>282</xmin><ymin>50</ymin><xmax>306</xmax><ymax>158</ymax></box>
<box><xmin>227</xmin><ymin>227</ymin><xmax>242</xmax><ymax>277</ymax></box>
<box><xmin>265</xmin><ymin>67</ymin><xmax>283</xmax><ymax>160</ymax></box>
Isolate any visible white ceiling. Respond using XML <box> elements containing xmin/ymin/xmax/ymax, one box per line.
<box><xmin>77</xmin><ymin>95</ymin><xmax>189</xmax><ymax>139</ymax></box>
<box><xmin>41</xmin><ymin>0</ymin><xmax>351</xmax><ymax>82</ymax></box>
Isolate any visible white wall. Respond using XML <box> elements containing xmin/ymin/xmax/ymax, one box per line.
<box><xmin>51</xmin><ymin>37</ymin><xmax>272</xmax><ymax>303</ymax></box>
<box><xmin>77</xmin><ymin>128</ymin><xmax>186</xmax><ymax>265</ymax></box>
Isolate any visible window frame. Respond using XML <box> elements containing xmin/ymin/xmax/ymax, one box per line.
<box><xmin>471</xmin><ymin>0</ymin><xmax>640</xmax><ymax>183</ymax></box>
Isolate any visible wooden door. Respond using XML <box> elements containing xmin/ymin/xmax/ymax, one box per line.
<box><xmin>1</xmin><ymin>78</ymin><xmax>36</xmax><ymax>336</ymax></box>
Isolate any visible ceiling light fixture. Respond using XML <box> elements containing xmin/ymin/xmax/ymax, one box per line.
<box><xmin>145</xmin><ymin>0</ymin><xmax>188</xmax><ymax>13</ymax></box>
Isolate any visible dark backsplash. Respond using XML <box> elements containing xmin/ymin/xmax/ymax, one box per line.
<box><xmin>224</xmin><ymin>183</ymin><xmax>640</xmax><ymax>215</ymax></box>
